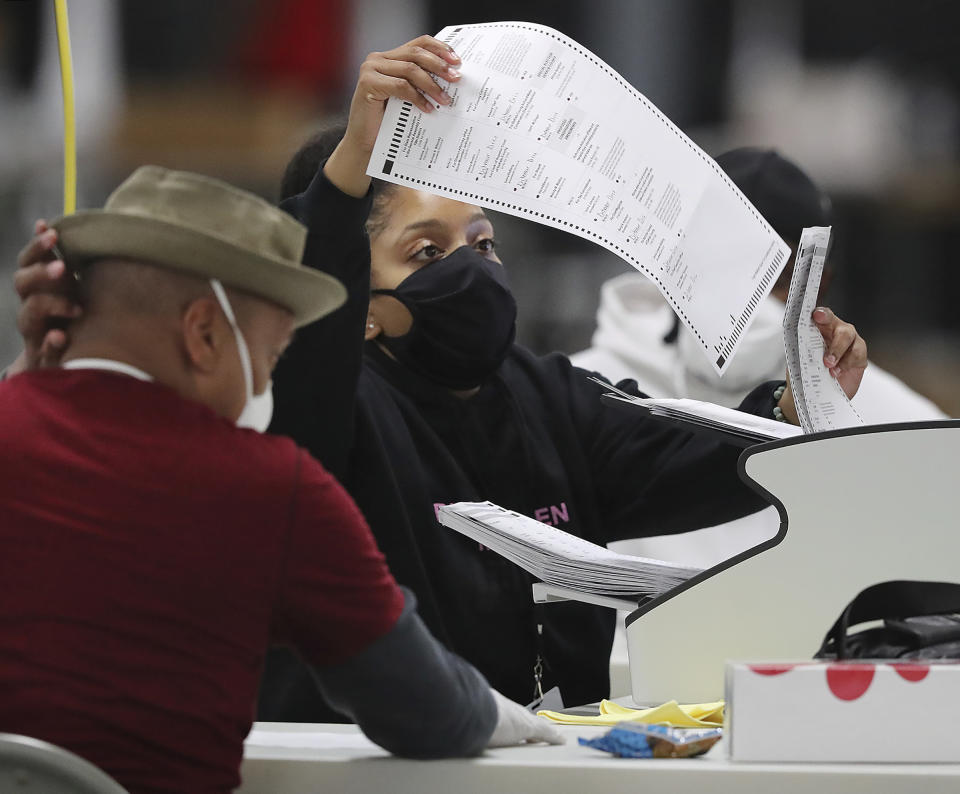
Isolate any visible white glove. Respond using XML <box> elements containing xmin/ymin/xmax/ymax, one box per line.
<box><xmin>486</xmin><ymin>689</ymin><xmax>566</xmax><ymax>748</ymax></box>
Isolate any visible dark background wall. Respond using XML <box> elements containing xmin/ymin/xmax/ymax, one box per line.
<box><xmin>2</xmin><ymin>0</ymin><xmax>958</xmax><ymax>411</ymax></box>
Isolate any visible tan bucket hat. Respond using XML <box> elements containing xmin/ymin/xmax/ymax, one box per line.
<box><xmin>52</xmin><ymin>165</ymin><xmax>345</xmax><ymax>327</ymax></box>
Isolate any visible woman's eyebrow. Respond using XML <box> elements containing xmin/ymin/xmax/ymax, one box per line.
<box><xmin>400</xmin><ymin>218</ymin><xmax>447</xmax><ymax>235</ymax></box>
<box><xmin>467</xmin><ymin>212</ymin><xmax>490</xmax><ymax>226</ymax></box>
<box><xmin>400</xmin><ymin>212</ymin><xmax>489</xmax><ymax>236</ymax></box>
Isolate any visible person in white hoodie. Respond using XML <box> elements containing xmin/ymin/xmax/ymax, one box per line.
<box><xmin>573</xmin><ymin>147</ymin><xmax>947</xmax><ymax>424</ymax></box>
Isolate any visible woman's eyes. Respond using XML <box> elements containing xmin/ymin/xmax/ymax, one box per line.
<box><xmin>408</xmin><ymin>237</ymin><xmax>496</xmax><ymax>263</ymax></box>
<box><xmin>409</xmin><ymin>244</ymin><xmax>446</xmax><ymax>263</ymax></box>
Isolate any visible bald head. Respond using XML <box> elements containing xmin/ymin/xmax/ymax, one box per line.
<box><xmin>78</xmin><ymin>259</ymin><xmax>260</xmax><ymax>327</ymax></box>
<box><xmin>65</xmin><ymin>257</ymin><xmax>295</xmax><ymax>425</ymax></box>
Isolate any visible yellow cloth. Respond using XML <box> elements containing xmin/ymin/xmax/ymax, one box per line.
<box><xmin>538</xmin><ymin>699</ymin><xmax>724</xmax><ymax>728</ymax></box>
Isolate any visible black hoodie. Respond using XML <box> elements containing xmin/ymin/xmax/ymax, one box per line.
<box><xmin>258</xmin><ymin>168</ymin><xmax>774</xmax><ymax>720</ymax></box>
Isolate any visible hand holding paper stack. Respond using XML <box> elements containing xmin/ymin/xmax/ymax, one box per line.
<box><xmin>782</xmin><ymin>226</ymin><xmax>864</xmax><ymax>433</ymax></box>
<box><xmin>597</xmin><ymin>379</ymin><xmax>802</xmax><ymax>446</ymax></box>
<box><xmin>599</xmin><ymin>227</ymin><xmax>864</xmax><ymax>444</ymax></box>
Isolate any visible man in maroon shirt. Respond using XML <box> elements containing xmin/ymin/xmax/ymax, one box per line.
<box><xmin>0</xmin><ymin>167</ymin><xmax>559</xmax><ymax>793</ymax></box>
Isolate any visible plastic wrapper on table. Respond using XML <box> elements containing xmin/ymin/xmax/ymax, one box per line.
<box><xmin>579</xmin><ymin>722</ymin><xmax>722</xmax><ymax>758</ymax></box>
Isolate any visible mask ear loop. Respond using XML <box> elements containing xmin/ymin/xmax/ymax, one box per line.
<box><xmin>209</xmin><ymin>279</ymin><xmax>253</xmax><ymax>400</ymax></box>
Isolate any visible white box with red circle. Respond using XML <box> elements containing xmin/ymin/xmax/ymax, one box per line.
<box><xmin>725</xmin><ymin>660</ymin><xmax>960</xmax><ymax>762</ymax></box>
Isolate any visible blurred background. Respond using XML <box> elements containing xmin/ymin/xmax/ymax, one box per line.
<box><xmin>2</xmin><ymin>0</ymin><xmax>958</xmax><ymax>413</ymax></box>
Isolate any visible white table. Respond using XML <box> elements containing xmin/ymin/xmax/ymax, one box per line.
<box><xmin>240</xmin><ymin>722</ymin><xmax>960</xmax><ymax>793</ymax></box>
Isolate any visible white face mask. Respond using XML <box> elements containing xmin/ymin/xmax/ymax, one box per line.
<box><xmin>209</xmin><ymin>279</ymin><xmax>274</xmax><ymax>433</ymax></box>
<box><xmin>675</xmin><ymin>296</ymin><xmax>786</xmax><ymax>406</ymax></box>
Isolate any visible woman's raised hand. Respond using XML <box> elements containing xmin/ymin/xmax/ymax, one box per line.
<box><xmin>325</xmin><ymin>36</ymin><xmax>461</xmax><ymax>197</ymax></box>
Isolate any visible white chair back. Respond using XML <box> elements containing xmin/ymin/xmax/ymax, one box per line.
<box><xmin>0</xmin><ymin>733</ymin><xmax>129</xmax><ymax>794</ymax></box>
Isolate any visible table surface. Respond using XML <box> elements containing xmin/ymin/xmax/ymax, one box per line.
<box><xmin>239</xmin><ymin>722</ymin><xmax>960</xmax><ymax>794</ymax></box>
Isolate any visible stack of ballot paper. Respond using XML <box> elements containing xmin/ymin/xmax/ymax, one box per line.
<box><xmin>598</xmin><ymin>382</ymin><xmax>802</xmax><ymax>447</ymax></box>
<box><xmin>437</xmin><ymin>501</ymin><xmax>703</xmax><ymax>601</ymax></box>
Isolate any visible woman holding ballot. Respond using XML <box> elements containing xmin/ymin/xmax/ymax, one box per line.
<box><xmin>262</xmin><ymin>35</ymin><xmax>866</xmax><ymax>719</ymax></box>
<box><xmin>12</xmin><ymin>35</ymin><xmax>867</xmax><ymax>721</ymax></box>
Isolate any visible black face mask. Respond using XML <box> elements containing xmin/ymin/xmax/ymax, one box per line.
<box><xmin>371</xmin><ymin>245</ymin><xmax>518</xmax><ymax>390</ymax></box>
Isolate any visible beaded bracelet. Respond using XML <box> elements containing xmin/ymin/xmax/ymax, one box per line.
<box><xmin>772</xmin><ymin>384</ymin><xmax>788</xmax><ymax>422</ymax></box>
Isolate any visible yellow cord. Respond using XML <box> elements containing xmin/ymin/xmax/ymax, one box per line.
<box><xmin>54</xmin><ymin>0</ymin><xmax>76</xmax><ymax>215</ymax></box>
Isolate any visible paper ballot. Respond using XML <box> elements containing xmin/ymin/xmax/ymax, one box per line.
<box><xmin>783</xmin><ymin>227</ymin><xmax>864</xmax><ymax>433</ymax></box>
<box><xmin>437</xmin><ymin>501</ymin><xmax>703</xmax><ymax>602</ymax></box>
<box><xmin>604</xmin><ymin>394</ymin><xmax>802</xmax><ymax>445</ymax></box>
<box><xmin>593</xmin><ymin>378</ymin><xmax>801</xmax><ymax>446</ymax></box>
<box><xmin>368</xmin><ymin>22</ymin><xmax>791</xmax><ymax>375</ymax></box>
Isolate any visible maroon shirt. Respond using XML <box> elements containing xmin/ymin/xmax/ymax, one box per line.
<box><xmin>0</xmin><ymin>369</ymin><xmax>404</xmax><ymax>793</ymax></box>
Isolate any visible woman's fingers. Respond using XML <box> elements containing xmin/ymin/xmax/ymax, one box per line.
<box><xmin>825</xmin><ymin>322</ymin><xmax>856</xmax><ymax>374</ymax></box>
<box><xmin>363</xmin><ymin>36</ymin><xmax>461</xmax><ymax>110</ymax></box>
<box><xmin>835</xmin><ymin>333</ymin><xmax>867</xmax><ymax>374</ymax></box>
<box><xmin>380</xmin><ymin>35</ymin><xmax>460</xmax><ymax>68</ymax></box>
<box><xmin>811</xmin><ymin>306</ymin><xmax>867</xmax><ymax>399</ymax></box>
<box><xmin>812</xmin><ymin>306</ymin><xmax>863</xmax><ymax>375</ymax></box>
<box><xmin>352</xmin><ymin>34</ymin><xmax>463</xmax><ymax>122</ymax></box>
<box><xmin>364</xmin><ymin>68</ymin><xmax>437</xmax><ymax>114</ymax></box>
<box><xmin>366</xmin><ymin>54</ymin><xmax>454</xmax><ymax>108</ymax></box>
<box><xmin>379</xmin><ymin>42</ymin><xmax>460</xmax><ymax>84</ymax></box>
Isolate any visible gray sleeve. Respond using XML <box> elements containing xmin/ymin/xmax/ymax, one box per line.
<box><xmin>310</xmin><ymin>588</ymin><xmax>498</xmax><ymax>759</ymax></box>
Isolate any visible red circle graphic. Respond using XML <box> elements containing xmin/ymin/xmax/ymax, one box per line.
<box><xmin>826</xmin><ymin>664</ymin><xmax>875</xmax><ymax>700</ymax></box>
<box><xmin>892</xmin><ymin>663</ymin><xmax>930</xmax><ymax>683</ymax></box>
<box><xmin>748</xmin><ymin>663</ymin><xmax>796</xmax><ymax>676</ymax></box>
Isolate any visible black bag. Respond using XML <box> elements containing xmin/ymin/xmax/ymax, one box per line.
<box><xmin>815</xmin><ymin>580</ymin><xmax>960</xmax><ymax>661</ymax></box>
